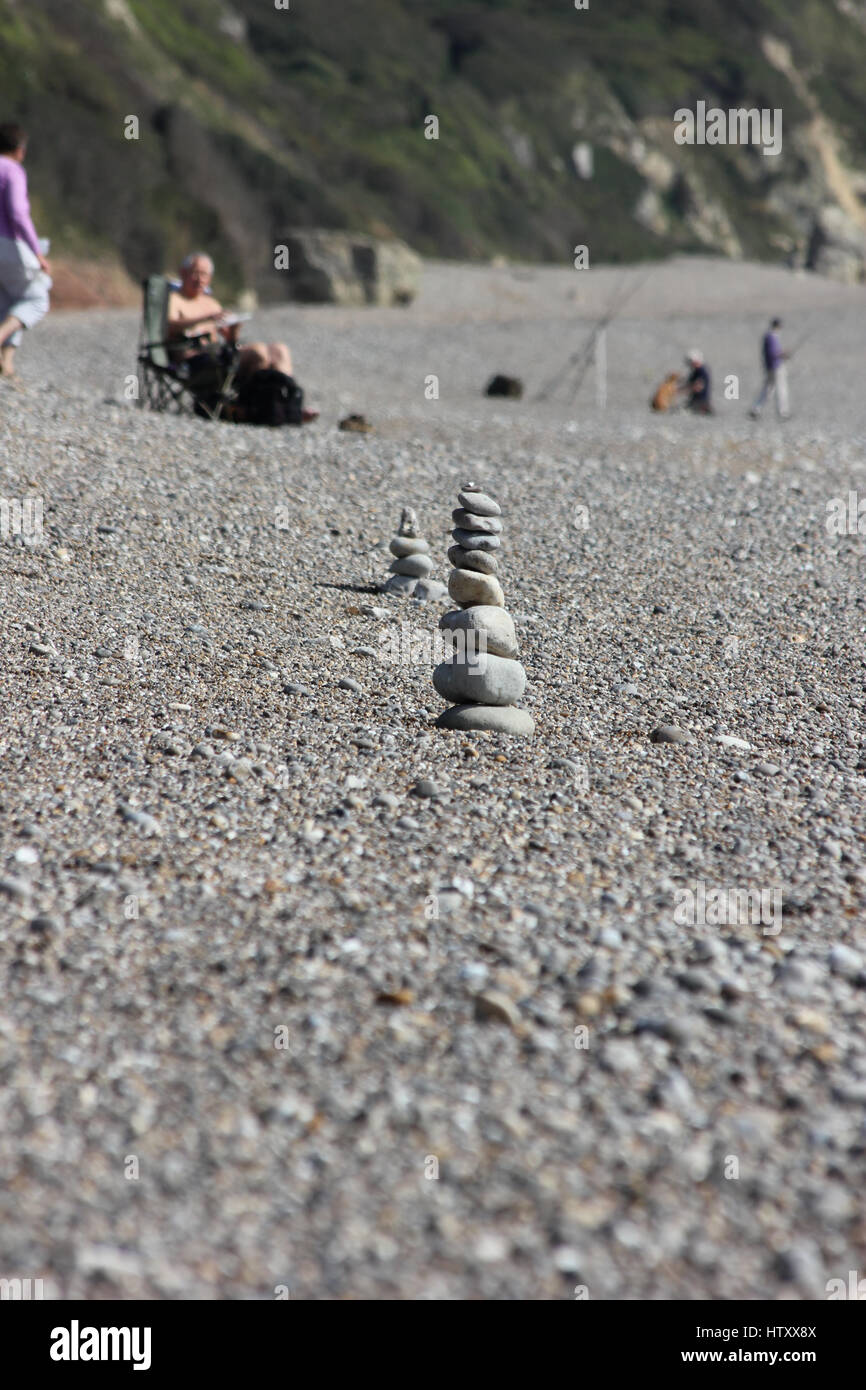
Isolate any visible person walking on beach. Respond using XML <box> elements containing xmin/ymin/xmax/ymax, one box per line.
<box><xmin>0</xmin><ymin>122</ymin><xmax>51</xmax><ymax>379</ymax></box>
<box><xmin>749</xmin><ymin>317</ymin><xmax>789</xmax><ymax>420</ymax></box>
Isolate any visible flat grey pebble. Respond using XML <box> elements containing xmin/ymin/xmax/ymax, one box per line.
<box><xmin>650</xmin><ymin>724</ymin><xmax>693</xmax><ymax>745</ymax></box>
<box><xmin>457</xmin><ymin>488</ymin><xmax>500</xmax><ymax>516</ymax></box>
<box><xmin>117</xmin><ymin>802</ymin><xmax>162</xmax><ymax>836</ymax></box>
<box><xmin>451</xmin><ymin>528</ymin><xmax>501</xmax><ymax>551</ymax></box>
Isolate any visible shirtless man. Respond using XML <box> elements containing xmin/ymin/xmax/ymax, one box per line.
<box><xmin>167</xmin><ymin>252</ymin><xmax>293</xmax><ymax>379</ymax></box>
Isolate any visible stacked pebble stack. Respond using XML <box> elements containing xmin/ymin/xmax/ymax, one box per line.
<box><xmin>432</xmin><ymin>484</ymin><xmax>534</xmax><ymax>735</ymax></box>
<box><xmin>381</xmin><ymin>507</ymin><xmax>448</xmax><ymax>601</ymax></box>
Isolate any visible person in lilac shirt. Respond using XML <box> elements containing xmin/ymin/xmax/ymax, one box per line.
<box><xmin>0</xmin><ymin>122</ymin><xmax>52</xmax><ymax>378</ymax></box>
<box><xmin>749</xmin><ymin>317</ymin><xmax>790</xmax><ymax>420</ymax></box>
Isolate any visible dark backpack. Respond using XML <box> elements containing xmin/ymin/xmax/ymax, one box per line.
<box><xmin>237</xmin><ymin>369</ymin><xmax>304</xmax><ymax>426</ymax></box>
<box><xmin>485</xmin><ymin>373</ymin><xmax>523</xmax><ymax>399</ymax></box>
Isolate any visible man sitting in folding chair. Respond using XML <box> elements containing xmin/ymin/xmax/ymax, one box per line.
<box><xmin>167</xmin><ymin>253</ymin><xmax>289</xmax><ymax>375</ymax></box>
<box><xmin>165</xmin><ymin>252</ymin><xmax>317</xmax><ymax>423</ymax></box>
<box><xmin>137</xmin><ymin>261</ymin><xmax>235</xmax><ymax>419</ymax></box>
<box><xmin>138</xmin><ymin>253</ymin><xmax>317</xmax><ymax>423</ymax></box>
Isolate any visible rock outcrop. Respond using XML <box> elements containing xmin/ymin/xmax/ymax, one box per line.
<box><xmin>806</xmin><ymin>206</ymin><xmax>866</xmax><ymax>283</ymax></box>
<box><xmin>281</xmin><ymin>231</ymin><xmax>422</xmax><ymax>306</ymax></box>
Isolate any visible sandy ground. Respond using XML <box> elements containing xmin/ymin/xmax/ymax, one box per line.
<box><xmin>1</xmin><ymin>256</ymin><xmax>865</xmax><ymax>1301</ymax></box>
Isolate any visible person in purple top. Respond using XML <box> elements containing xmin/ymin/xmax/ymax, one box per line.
<box><xmin>0</xmin><ymin>122</ymin><xmax>52</xmax><ymax>379</ymax></box>
<box><xmin>749</xmin><ymin>317</ymin><xmax>790</xmax><ymax>420</ymax></box>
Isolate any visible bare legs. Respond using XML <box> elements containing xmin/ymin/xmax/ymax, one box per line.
<box><xmin>0</xmin><ymin>316</ymin><xmax>23</xmax><ymax>376</ymax></box>
<box><xmin>237</xmin><ymin>340</ymin><xmax>293</xmax><ymax>379</ymax></box>
<box><xmin>0</xmin><ymin>314</ymin><xmax>23</xmax><ymax>347</ymax></box>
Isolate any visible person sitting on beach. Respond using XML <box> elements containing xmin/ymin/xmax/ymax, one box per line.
<box><xmin>683</xmin><ymin>349</ymin><xmax>712</xmax><ymax>415</ymax></box>
<box><xmin>167</xmin><ymin>251</ymin><xmax>293</xmax><ymax>381</ymax></box>
<box><xmin>0</xmin><ymin>122</ymin><xmax>52</xmax><ymax>379</ymax></box>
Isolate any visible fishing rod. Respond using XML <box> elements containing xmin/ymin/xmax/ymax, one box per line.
<box><xmin>535</xmin><ymin>272</ymin><xmax>634</xmax><ymax>402</ymax></box>
<box><xmin>534</xmin><ymin>265</ymin><xmax>652</xmax><ymax>403</ymax></box>
<box><xmin>568</xmin><ymin>264</ymin><xmax>654</xmax><ymax>403</ymax></box>
<box><xmin>785</xmin><ymin>324</ymin><xmax>819</xmax><ymax>359</ymax></box>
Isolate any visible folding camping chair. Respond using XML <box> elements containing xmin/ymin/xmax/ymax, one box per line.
<box><xmin>136</xmin><ymin>275</ymin><xmax>240</xmax><ymax>421</ymax></box>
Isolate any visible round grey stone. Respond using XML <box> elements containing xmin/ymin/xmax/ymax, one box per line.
<box><xmin>410</xmin><ymin>778</ymin><xmax>440</xmax><ymax>798</ymax></box>
<box><xmin>435</xmin><ymin>704</ymin><xmax>534</xmax><ymax>736</ymax></box>
<box><xmin>439</xmin><ymin>605</ymin><xmax>518</xmax><ymax>660</ymax></box>
<box><xmin>829</xmin><ymin>944</ymin><xmax>863</xmax><ymax>978</ymax></box>
<box><xmin>389</xmin><ymin>537</ymin><xmax>430</xmax><ymax>558</ymax></box>
<box><xmin>29</xmin><ymin>914</ymin><xmax>60</xmax><ymax>935</ymax></box>
<box><xmin>448</xmin><ymin>568</ymin><xmax>505</xmax><ymax>608</ymax></box>
<box><xmin>433</xmin><ymin>653</ymin><xmax>526</xmax><ymax>705</ymax></box>
<box><xmin>390</xmin><ymin>552</ymin><xmax>434</xmax><ymax>578</ymax></box>
<box><xmin>451</xmin><ymin>510</ymin><xmax>503</xmax><ymax>534</ymax></box>
<box><xmin>451</xmin><ymin>528</ymin><xmax>501</xmax><ymax>551</ymax></box>
<box><xmin>457</xmin><ymin>489</ymin><xmax>500</xmax><ymax>516</ymax></box>
<box><xmin>447</xmin><ymin>545</ymin><xmax>499</xmax><ymax>575</ymax></box>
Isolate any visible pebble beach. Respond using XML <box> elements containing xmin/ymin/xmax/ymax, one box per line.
<box><xmin>1</xmin><ymin>256</ymin><xmax>865</xmax><ymax>1300</ymax></box>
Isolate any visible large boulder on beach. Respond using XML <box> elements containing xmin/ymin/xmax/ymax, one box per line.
<box><xmin>807</xmin><ymin>206</ymin><xmax>866</xmax><ymax>284</ymax></box>
<box><xmin>281</xmin><ymin>230</ymin><xmax>422</xmax><ymax>306</ymax></box>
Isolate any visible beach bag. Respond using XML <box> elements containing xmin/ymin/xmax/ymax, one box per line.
<box><xmin>238</xmin><ymin>368</ymin><xmax>304</xmax><ymax>426</ymax></box>
<box><xmin>485</xmin><ymin>373</ymin><xmax>523</xmax><ymax>399</ymax></box>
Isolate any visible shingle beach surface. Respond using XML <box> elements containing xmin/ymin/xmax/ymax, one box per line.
<box><xmin>1</xmin><ymin>258</ymin><xmax>865</xmax><ymax>1299</ymax></box>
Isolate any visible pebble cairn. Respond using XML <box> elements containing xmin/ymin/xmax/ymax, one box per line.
<box><xmin>432</xmin><ymin>484</ymin><xmax>534</xmax><ymax>736</ymax></box>
<box><xmin>381</xmin><ymin>507</ymin><xmax>447</xmax><ymax>601</ymax></box>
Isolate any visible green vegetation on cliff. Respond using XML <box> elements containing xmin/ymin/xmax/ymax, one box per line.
<box><xmin>3</xmin><ymin>0</ymin><xmax>866</xmax><ymax>297</ymax></box>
